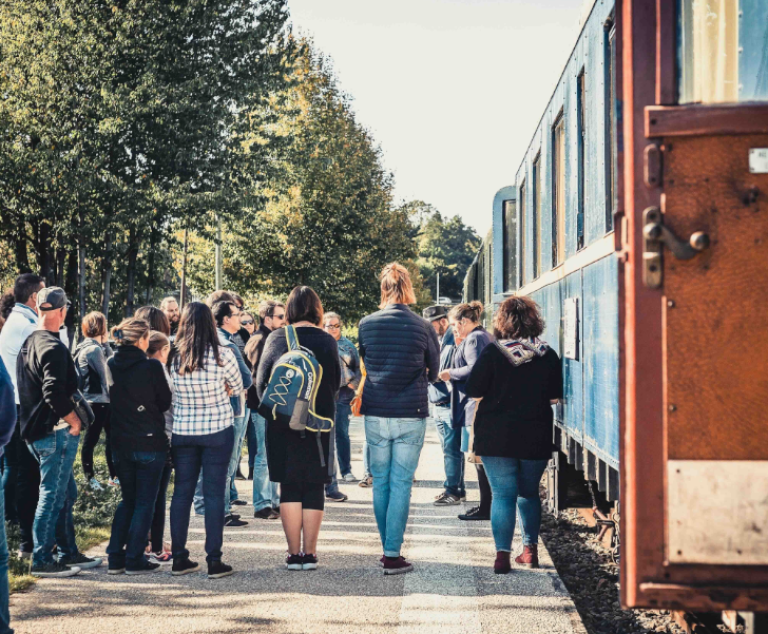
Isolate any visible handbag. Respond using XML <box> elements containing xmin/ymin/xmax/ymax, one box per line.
<box><xmin>350</xmin><ymin>364</ymin><xmax>366</xmax><ymax>417</ymax></box>
<box><xmin>70</xmin><ymin>390</ymin><xmax>95</xmax><ymax>430</ymax></box>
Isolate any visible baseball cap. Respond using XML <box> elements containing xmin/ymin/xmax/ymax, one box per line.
<box><xmin>37</xmin><ymin>287</ymin><xmax>69</xmax><ymax>311</ymax></box>
<box><xmin>422</xmin><ymin>305</ymin><xmax>448</xmax><ymax>322</ymax></box>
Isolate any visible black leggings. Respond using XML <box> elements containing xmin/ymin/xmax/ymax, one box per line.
<box><xmin>81</xmin><ymin>403</ymin><xmax>115</xmax><ymax>480</ymax></box>
<box><xmin>280</xmin><ymin>481</ymin><xmax>325</xmax><ymax>511</ymax></box>
<box><xmin>150</xmin><ymin>460</ymin><xmax>173</xmax><ymax>552</ymax></box>
<box><xmin>477</xmin><ymin>464</ymin><xmax>493</xmax><ymax>515</ymax></box>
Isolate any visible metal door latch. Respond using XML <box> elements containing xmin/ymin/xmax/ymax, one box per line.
<box><xmin>642</xmin><ymin>207</ymin><xmax>710</xmax><ymax>288</ymax></box>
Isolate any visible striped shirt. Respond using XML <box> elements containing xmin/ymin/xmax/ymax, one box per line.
<box><xmin>171</xmin><ymin>346</ymin><xmax>243</xmax><ymax>436</ymax></box>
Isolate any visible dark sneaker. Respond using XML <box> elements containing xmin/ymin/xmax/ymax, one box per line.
<box><xmin>231</xmin><ymin>499</ymin><xmax>247</xmax><ymax>506</ymax></box>
<box><xmin>224</xmin><ymin>515</ymin><xmax>248</xmax><ymax>527</ymax></box>
<box><xmin>208</xmin><ymin>560</ymin><xmax>234</xmax><ymax>579</ymax></box>
<box><xmin>126</xmin><ymin>562</ymin><xmax>161</xmax><ymax>576</ymax></box>
<box><xmin>433</xmin><ymin>492</ymin><xmax>461</xmax><ymax>506</ymax></box>
<box><xmin>383</xmin><ymin>556</ymin><xmax>413</xmax><ymax>575</ymax></box>
<box><xmin>458</xmin><ymin>506</ymin><xmax>490</xmax><ymax>521</ymax></box>
<box><xmin>514</xmin><ymin>544</ymin><xmax>539</xmax><ymax>569</ymax></box>
<box><xmin>302</xmin><ymin>553</ymin><xmax>318</xmax><ymax>571</ymax></box>
<box><xmin>285</xmin><ymin>553</ymin><xmax>303</xmax><ymax>571</ymax></box>
<box><xmin>61</xmin><ymin>553</ymin><xmax>103</xmax><ymax>570</ymax></box>
<box><xmin>31</xmin><ymin>562</ymin><xmax>81</xmax><ymax>578</ymax></box>
<box><xmin>325</xmin><ymin>490</ymin><xmax>348</xmax><ymax>502</ymax></box>
<box><xmin>254</xmin><ymin>507</ymin><xmax>280</xmax><ymax>520</ymax></box>
<box><xmin>494</xmin><ymin>551</ymin><xmax>511</xmax><ymax>575</ymax></box>
<box><xmin>107</xmin><ymin>565</ymin><xmax>125</xmax><ymax>575</ymax></box>
<box><xmin>171</xmin><ymin>558</ymin><xmax>200</xmax><ymax>576</ymax></box>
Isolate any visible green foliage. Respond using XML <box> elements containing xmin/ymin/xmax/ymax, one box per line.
<box><xmin>405</xmin><ymin>201</ymin><xmax>482</xmax><ymax>306</ymax></box>
<box><xmin>0</xmin><ymin>0</ymin><xmax>293</xmax><ymax>320</ymax></box>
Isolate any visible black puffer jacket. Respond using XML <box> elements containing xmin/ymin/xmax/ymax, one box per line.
<box><xmin>108</xmin><ymin>345</ymin><xmax>172</xmax><ymax>452</ymax></box>
<box><xmin>358</xmin><ymin>304</ymin><xmax>440</xmax><ymax>419</ymax></box>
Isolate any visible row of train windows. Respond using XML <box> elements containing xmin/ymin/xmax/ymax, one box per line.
<box><xmin>502</xmin><ymin>23</ymin><xmax>617</xmax><ymax>292</ymax></box>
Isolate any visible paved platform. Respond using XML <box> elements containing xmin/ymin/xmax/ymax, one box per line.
<box><xmin>10</xmin><ymin>418</ymin><xmax>585</xmax><ymax>634</ymax></box>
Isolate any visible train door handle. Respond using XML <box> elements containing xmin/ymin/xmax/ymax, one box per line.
<box><xmin>642</xmin><ymin>207</ymin><xmax>710</xmax><ymax>289</ymax></box>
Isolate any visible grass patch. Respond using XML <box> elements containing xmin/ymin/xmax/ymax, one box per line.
<box><xmin>7</xmin><ymin>438</ymin><xmax>120</xmax><ymax>593</ymax></box>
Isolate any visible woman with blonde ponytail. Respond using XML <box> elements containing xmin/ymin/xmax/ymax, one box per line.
<box><xmin>357</xmin><ymin>262</ymin><xmax>441</xmax><ymax>575</ymax></box>
<box><xmin>106</xmin><ymin>318</ymin><xmax>172</xmax><ymax>575</ymax></box>
<box><xmin>438</xmin><ymin>301</ymin><xmax>494</xmax><ymax>521</ymax></box>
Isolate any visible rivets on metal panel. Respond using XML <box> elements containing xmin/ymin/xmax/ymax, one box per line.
<box><xmin>669</xmin><ymin>404</ymin><xmax>677</xmax><ymax>412</ymax></box>
<box><xmin>667</xmin><ymin>300</ymin><xmax>675</xmax><ymax>308</ymax></box>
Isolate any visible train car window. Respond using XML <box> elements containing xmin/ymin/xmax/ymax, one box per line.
<box><xmin>577</xmin><ymin>69</ymin><xmax>586</xmax><ymax>250</ymax></box>
<box><xmin>519</xmin><ymin>181</ymin><xmax>526</xmax><ymax>287</ymax></box>
<box><xmin>532</xmin><ymin>153</ymin><xmax>542</xmax><ymax>278</ymax></box>
<box><xmin>552</xmin><ymin>114</ymin><xmax>566</xmax><ymax>265</ymax></box>
<box><xmin>606</xmin><ymin>22</ymin><xmax>617</xmax><ymax>232</ymax></box>
<box><xmin>678</xmin><ymin>0</ymin><xmax>768</xmax><ymax>103</ymax></box>
<box><xmin>502</xmin><ymin>199</ymin><xmax>517</xmax><ymax>292</ymax></box>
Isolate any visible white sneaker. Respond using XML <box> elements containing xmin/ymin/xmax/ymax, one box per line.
<box><xmin>89</xmin><ymin>477</ymin><xmax>104</xmax><ymax>492</ymax></box>
<box><xmin>342</xmin><ymin>473</ymin><xmax>359</xmax><ymax>483</ymax></box>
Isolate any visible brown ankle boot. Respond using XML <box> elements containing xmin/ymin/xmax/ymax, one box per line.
<box><xmin>514</xmin><ymin>544</ymin><xmax>539</xmax><ymax>568</ymax></box>
<box><xmin>493</xmin><ymin>551</ymin><xmax>511</xmax><ymax>575</ymax></box>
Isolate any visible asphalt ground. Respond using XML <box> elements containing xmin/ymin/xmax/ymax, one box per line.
<box><xmin>10</xmin><ymin>417</ymin><xmax>585</xmax><ymax>634</ymax></box>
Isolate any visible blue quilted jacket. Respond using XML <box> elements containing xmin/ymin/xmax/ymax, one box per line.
<box><xmin>358</xmin><ymin>304</ymin><xmax>441</xmax><ymax>419</ymax></box>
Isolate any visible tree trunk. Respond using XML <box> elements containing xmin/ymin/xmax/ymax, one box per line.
<box><xmin>145</xmin><ymin>221</ymin><xmax>158</xmax><ymax>304</ymax></box>
<box><xmin>56</xmin><ymin>246</ymin><xmax>66</xmax><ymax>287</ymax></box>
<box><xmin>125</xmin><ymin>226</ymin><xmax>139</xmax><ymax>317</ymax></box>
<box><xmin>101</xmin><ymin>232</ymin><xmax>112</xmax><ymax>318</ymax></box>
<box><xmin>65</xmin><ymin>249</ymin><xmax>78</xmax><ymax>346</ymax></box>
<box><xmin>180</xmin><ymin>227</ymin><xmax>189</xmax><ymax>310</ymax></box>
<box><xmin>36</xmin><ymin>221</ymin><xmax>53</xmax><ymax>284</ymax></box>
<box><xmin>13</xmin><ymin>230</ymin><xmax>30</xmax><ymax>273</ymax></box>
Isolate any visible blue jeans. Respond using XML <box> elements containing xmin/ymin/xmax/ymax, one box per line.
<box><xmin>225</xmin><ymin>414</ymin><xmax>248</xmax><ymax>513</ymax></box>
<box><xmin>27</xmin><ymin>428</ymin><xmax>81</xmax><ymax>567</ymax></box>
<box><xmin>432</xmin><ymin>405</ymin><xmax>465</xmax><ymax>497</ymax></box>
<box><xmin>481</xmin><ymin>456</ymin><xmax>549</xmax><ymax>552</ymax></box>
<box><xmin>0</xmin><ymin>473</ymin><xmax>13</xmax><ymax>634</ymax></box>
<box><xmin>194</xmin><ymin>414</ymin><xmax>246</xmax><ymax>515</ymax></box>
<box><xmin>335</xmin><ymin>402</ymin><xmax>352</xmax><ymax>476</ymax></box>
<box><xmin>229</xmin><ymin>408</ymin><xmax>249</xmax><ymax>503</ymax></box>
<box><xmin>362</xmin><ymin>440</ymin><xmax>371</xmax><ymax>477</ymax></box>
<box><xmin>251</xmin><ymin>412</ymin><xmax>279</xmax><ymax>511</ymax></box>
<box><xmin>365</xmin><ymin>416</ymin><xmax>426</xmax><ymax>558</ymax></box>
<box><xmin>107</xmin><ymin>450</ymin><xmax>166</xmax><ymax>570</ymax></box>
<box><xmin>170</xmin><ymin>426</ymin><xmax>234</xmax><ymax>563</ymax></box>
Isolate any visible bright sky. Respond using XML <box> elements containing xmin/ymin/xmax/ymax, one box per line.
<box><xmin>288</xmin><ymin>0</ymin><xmax>588</xmax><ymax>236</ymax></box>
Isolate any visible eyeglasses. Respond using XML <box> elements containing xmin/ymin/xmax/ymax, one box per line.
<box><xmin>324</xmin><ymin>323</ymin><xmax>341</xmax><ymax>330</ymax></box>
<box><xmin>241</xmin><ymin>319</ymin><xmax>254</xmax><ymax>325</ymax></box>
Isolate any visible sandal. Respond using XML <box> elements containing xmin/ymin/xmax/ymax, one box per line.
<box><xmin>358</xmin><ymin>476</ymin><xmax>373</xmax><ymax>488</ymax></box>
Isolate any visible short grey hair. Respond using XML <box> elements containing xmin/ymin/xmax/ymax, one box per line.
<box><xmin>324</xmin><ymin>311</ymin><xmax>342</xmax><ymax>325</ymax></box>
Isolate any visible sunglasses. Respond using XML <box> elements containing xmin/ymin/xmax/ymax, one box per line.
<box><xmin>324</xmin><ymin>324</ymin><xmax>341</xmax><ymax>330</ymax></box>
<box><xmin>241</xmin><ymin>319</ymin><xmax>254</xmax><ymax>325</ymax></box>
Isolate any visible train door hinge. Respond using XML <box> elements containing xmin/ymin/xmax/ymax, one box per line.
<box><xmin>644</xmin><ymin>144</ymin><xmax>662</xmax><ymax>188</ymax></box>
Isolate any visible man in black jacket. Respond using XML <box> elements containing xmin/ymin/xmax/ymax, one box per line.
<box><xmin>247</xmin><ymin>300</ymin><xmax>285</xmax><ymax>519</ymax></box>
<box><xmin>17</xmin><ymin>287</ymin><xmax>103</xmax><ymax>578</ymax></box>
<box><xmin>423</xmin><ymin>306</ymin><xmax>464</xmax><ymax>506</ymax></box>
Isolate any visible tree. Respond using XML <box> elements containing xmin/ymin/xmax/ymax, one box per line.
<box><xmin>407</xmin><ymin>202</ymin><xmax>482</xmax><ymax>305</ymax></box>
<box><xmin>214</xmin><ymin>42</ymin><xmax>418</xmax><ymax>323</ymax></box>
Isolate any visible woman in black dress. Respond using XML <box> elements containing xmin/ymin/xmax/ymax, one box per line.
<box><xmin>256</xmin><ymin>286</ymin><xmax>340</xmax><ymax>571</ymax></box>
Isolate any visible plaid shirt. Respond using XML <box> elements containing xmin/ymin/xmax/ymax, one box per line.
<box><xmin>171</xmin><ymin>346</ymin><xmax>243</xmax><ymax>436</ymax></box>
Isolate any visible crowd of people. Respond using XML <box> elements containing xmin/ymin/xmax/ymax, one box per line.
<box><xmin>0</xmin><ymin>261</ymin><xmax>563</xmax><ymax>632</ymax></box>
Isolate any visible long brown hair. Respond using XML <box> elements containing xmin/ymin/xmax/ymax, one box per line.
<box><xmin>286</xmin><ymin>286</ymin><xmax>324</xmax><ymax>326</ymax></box>
<box><xmin>111</xmin><ymin>318</ymin><xmax>151</xmax><ymax>347</ymax></box>
<box><xmin>173</xmin><ymin>302</ymin><xmax>221</xmax><ymax>374</ymax></box>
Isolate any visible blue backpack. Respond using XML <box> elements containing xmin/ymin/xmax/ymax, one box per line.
<box><xmin>259</xmin><ymin>325</ymin><xmax>334</xmax><ymax>436</ymax></box>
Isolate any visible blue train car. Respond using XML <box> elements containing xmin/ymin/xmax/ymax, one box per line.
<box><xmin>464</xmin><ymin>0</ymin><xmax>620</xmax><ymax>503</ymax></box>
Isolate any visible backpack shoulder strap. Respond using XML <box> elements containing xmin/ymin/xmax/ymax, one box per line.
<box><xmin>285</xmin><ymin>325</ymin><xmax>300</xmax><ymax>351</ymax></box>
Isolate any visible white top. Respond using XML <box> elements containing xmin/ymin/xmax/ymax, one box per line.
<box><xmin>0</xmin><ymin>304</ymin><xmax>38</xmax><ymax>404</ymax></box>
